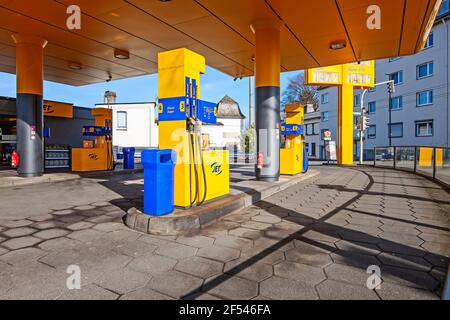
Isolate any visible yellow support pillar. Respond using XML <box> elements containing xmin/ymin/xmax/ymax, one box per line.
<box><xmin>337</xmin><ymin>84</ymin><xmax>355</xmax><ymax>165</ymax></box>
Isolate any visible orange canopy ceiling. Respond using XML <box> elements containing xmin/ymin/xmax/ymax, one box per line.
<box><xmin>0</xmin><ymin>0</ymin><xmax>442</xmax><ymax>86</ymax></box>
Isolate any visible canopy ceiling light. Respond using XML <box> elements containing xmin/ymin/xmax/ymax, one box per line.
<box><xmin>114</xmin><ymin>49</ymin><xmax>130</xmax><ymax>60</ymax></box>
<box><xmin>330</xmin><ymin>41</ymin><xmax>347</xmax><ymax>50</ymax></box>
<box><xmin>68</xmin><ymin>62</ymin><xmax>82</xmax><ymax>70</ymax></box>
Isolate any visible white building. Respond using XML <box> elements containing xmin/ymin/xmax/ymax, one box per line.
<box><xmin>202</xmin><ymin>95</ymin><xmax>246</xmax><ymax>149</ymax></box>
<box><xmin>95</xmin><ymin>92</ymin><xmax>158</xmax><ymax>149</ymax></box>
<box><xmin>304</xmin><ymin>104</ymin><xmax>321</xmax><ymax>160</ymax></box>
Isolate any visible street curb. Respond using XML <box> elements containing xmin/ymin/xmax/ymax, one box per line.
<box><xmin>0</xmin><ymin>174</ymin><xmax>81</xmax><ymax>189</ymax></box>
<box><xmin>125</xmin><ymin>170</ymin><xmax>320</xmax><ymax>236</ymax></box>
<box><xmin>80</xmin><ymin>168</ymin><xmax>144</xmax><ymax>179</ymax></box>
<box><xmin>0</xmin><ymin>168</ymin><xmax>144</xmax><ymax>189</ymax></box>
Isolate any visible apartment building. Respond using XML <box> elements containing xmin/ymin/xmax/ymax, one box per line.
<box><xmin>318</xmin><ymin>3</ymin><xmax>450</xmax><ymax>160</ymax></box>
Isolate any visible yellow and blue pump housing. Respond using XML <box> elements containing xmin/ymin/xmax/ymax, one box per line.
<box><xmin>280</xmin><ymin>104</ymin><xmax>305</xmax><ymax>176</ymax></box>
<box><xmin>157</xmin><ymin>48</ymin><xmax>229</xmax><ymax>208</ymax></box>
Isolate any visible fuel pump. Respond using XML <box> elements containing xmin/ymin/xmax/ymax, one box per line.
<box><xmin>72</xmin><ymin>108</ymin><xmax>114</xmax><ymax>172</ymax></box>
<box><xmin>157</xmin><ymin>48</ymin><xmax>229</xmax><ymax>208</ymax></box>
<box><xmin>280</xmin><ymin>104</ymin><xmax>306</xmax><ymax>175</ymax></box>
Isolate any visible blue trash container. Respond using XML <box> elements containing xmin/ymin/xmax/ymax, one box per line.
<box><xmin>142</xmin><ymin>149</ymin><xmax>176</xmax><ymax>216</ymax></box>
<box><xmin>123</xmin><ymin>147</ymin><xmax>135</xmax><ymax>169</ymax></box>
<box><xmin>303</xmin><ymin>146</ymin><xmax>309</xmax><ymax>173</ymax></box>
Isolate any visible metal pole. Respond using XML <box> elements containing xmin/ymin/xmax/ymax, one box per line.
<box><xmin>433</xmin><ymin>147</ymin><xmax>437</xmax><ymax>179</ymax></box>
<box><xmin>414</xmin><ymin>146</ymin><xmax>417</xmax><ymax>173</ymax></box>
<box><xmin>374</xmin><ymin>147</ymin><xmax>376</xmax><ymax>167</ymax></box>
<box><xmin>360</xmin><ymin>89</ymin><xmax>368</xmax><ymax>165</ymax></box>
<box><xmin>249</xmin><ymin>76</ymin><xmax>253</xmax><ymax>128</ymax></box>
<box><xmin>388</xmin><ymin>90</ymin><xmax>392</xmax><ymax>147</ymax></box>
<box><xmin>393</xmin><ymin>146</ymin><xmax>397</xmax><ymax>169</ymax></box>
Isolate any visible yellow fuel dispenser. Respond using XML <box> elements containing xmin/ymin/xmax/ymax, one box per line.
<box><xmin>157</xmin><ymin>48</ymin><xmax>229</xmax><ymax>208</ymax></box>
<box><xmin>280</xmin><ymin>104</ymin><xmax>305</xmax><ymax>175</ymax></box>
<box><xmin>72</xmin><ymin>108</ymin><xmax>113</xmax><ymax>172</ymax></box>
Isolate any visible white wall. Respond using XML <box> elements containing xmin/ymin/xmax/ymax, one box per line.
<box><xmin>203</xmin><ymin>118</ymin><xmax>243</xmax><ymax>148</ymax></box>
<box><xmin>109</xmin><ymin>103</ymin><xmax>158</xmax><ymax>148</ymax></box>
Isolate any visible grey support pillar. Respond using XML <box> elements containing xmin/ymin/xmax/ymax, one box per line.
<box><xmin>12</xmin><ymin>34</ymin><xmax>48</xmax><ymax>177</ymax></box>
<box><xmin>251</xmin><ymin>20</ymin><xmax>281</xmax><ymax>182</ymax></box>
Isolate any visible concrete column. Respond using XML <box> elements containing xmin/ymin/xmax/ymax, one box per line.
<box><xmin>11</xmin><ymin>34</ymin><xmax>48</xmax><ymax>177</ymax></box>
<box><xmin>252</xmin><ymin>20</ymin><xmax>281</xmax><ymax>182</ymax></box>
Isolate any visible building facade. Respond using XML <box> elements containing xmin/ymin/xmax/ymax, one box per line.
<box><xmin>202</xmin><ymin>95</ymin><xmax>245</xmax><ymax>149</ymax></box>
<box><xmin>304</xmin><ymin>104</ymin><xmax>321</xmax><ymax>160</ymax></box>
<box><xmin>95</xmin><ymin>102</ymin><xmax>158</xmax><ymax>150</ymax></box>
<box><xmin>318</xmin><ymin>6</ymin><xmax>450</xmax><ymax>160</ymax></box>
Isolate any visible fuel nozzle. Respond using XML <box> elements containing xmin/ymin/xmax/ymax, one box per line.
<box><xmin>187</xmin><ymin>117</ymin><xmax>196</xmax><ymax>133</ymax></box>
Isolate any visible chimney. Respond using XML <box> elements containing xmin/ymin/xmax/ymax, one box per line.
<box><xmin>104</xmin><ymin>91</ymin><xmax>117</xmax><ymax>104</ymax></box>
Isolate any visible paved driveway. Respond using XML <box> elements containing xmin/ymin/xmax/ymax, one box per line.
<box><xmin>0</xmin><ymin>166</ymin><xmax>449</xmax><ymax>300</ymax></box>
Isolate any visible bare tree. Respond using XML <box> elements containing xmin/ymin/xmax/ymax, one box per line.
<box><xmin>281</xmin><ymin>72</ymin><xmax>319</xmax><ymax>111</ymax></box>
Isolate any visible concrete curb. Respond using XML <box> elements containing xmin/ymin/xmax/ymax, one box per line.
<box><xmin>0</xmin><ymin>168</ymin><xmax>145</xmax><ymax>189</ymax></box>
<box><xmin>125</xmin><ymin>170</ymin><xmax>320</xmax><ymax>236</ymax></box>
<box><xmin>80</xmin><ymin>168</ymin><xmax>144</xmax><ymax>179</ymax></box>
<box><xmin>0</xmin><ymin>173</ymin><xmax>81</xmax><ymax>189</ymax></box>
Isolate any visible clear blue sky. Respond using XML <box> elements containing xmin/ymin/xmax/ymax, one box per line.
<box><xmin>0</xmin><ymin>67</ymin><xmax>299</xmax><ymax>124</ymax></box>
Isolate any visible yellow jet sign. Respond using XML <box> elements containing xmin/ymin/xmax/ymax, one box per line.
<box><xmin>305</xmin><ymin>61</ymin><xmax>375</xmax><ymax>89</ymax></box>
<box><xmin>305</xmin><ymin>61</ymin><xmax>374</xmax><ymax>166</ymax></box>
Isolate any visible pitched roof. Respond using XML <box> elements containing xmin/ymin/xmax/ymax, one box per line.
<box><xmin>216</xmin><ymin>95</ymin><xmax>246</xmax><ymax>120</ymax></box>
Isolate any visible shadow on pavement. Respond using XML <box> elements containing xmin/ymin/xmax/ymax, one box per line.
<box><xmin>182</xmin><ymin>167</ymin><xmax>449</xmax><ymax>299</ymax></box>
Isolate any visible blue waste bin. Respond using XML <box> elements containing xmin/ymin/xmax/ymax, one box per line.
<box><xmin>303</xmin><ymin>146</ymin><xmax>309</xmax><ymax>173</ymax></box>
<box><xmin>142</xmin><ymin>149</ymin><xmax>176</xmax><ymax>216</ymax></box>
<box><xmin>123</xmin><ymin>147</ymin><xmax>135</xmax><ymax>169</ymax></box>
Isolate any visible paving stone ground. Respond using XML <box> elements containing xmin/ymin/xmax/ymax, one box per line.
<box><xmin>0</xmin><ymin>166</ymin><xmax>449</xmax><ymax>300</ymax></box>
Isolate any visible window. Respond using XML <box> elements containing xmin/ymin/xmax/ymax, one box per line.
<box><xmin>389</xmin><ymin>71</ymin><xmax>404</xmax><ymax>85</ymax></box>
<box><xmin>424</xmin><ymin>32</ymin><xmax>434</xmax><ymax>49</ymax></box>
<box><xmin>311</xmin><ymin>143</ymin><xmax>317</xmax><ymax>157</ymax></box>
<box><xmin>321</xmin><ymin>111</ymin><xmax>329</xmax><ymax>122</ymax></box>
<box><xmin>368</xmin><ymin>125</ymin><xmax>376</xmax><ymax>139</ymax></box>
<box><xmin>313</xmin><ymin>123</ymin><xmax>319</xmax><ymax>135</ymax></box>
<box><xmin>368</xmin><ymin>101</ymin><xmax>376</xmax><ymax>114</ymax></box>
<box><xmin>389</xmin><ymin>123</ymin><xmax>403</xmax><ymax>138</ymax></box>
<box><xmin>306</xmin><ymin>124</ymin><xmax>318</xmax><ymax>136</ymax></box>
<box><xmin>389</xmin><ymin>57</ymin><xmax>401</xmax><ymax>62</ymax></box>
<box><xmin>354</xmin><ymin>94</ymin><xmax>361</xmax><ymax>107</ymax></box>
<box><xmin>117</xmin><ymin>111</ymin><xmax>127</xmax><ymax>129</ymax></box>
<box><xmin>417</xmin><ymin>90</ymin><xmax>433</xmax><ymax>107</ymax></box>
<box><xmin>390</xmin><ymin>96</ymin><xmax>403</xmax><ymax>111</ymax></box>
<box><xmin>321</xmin><ymin>93</ymin><xmax>329</xmax><ymax>104</ymax></box>
<box><xmin>417</xmin><ymin>62</ymin><xmax>434</xmax><ymax>79</ymax></box>
<box><xmin>416</xmin><ymin>120</ymin><xmax>434</xmax><ymax>137</ymax></box>
<box><xmin>438</xmin><ymin>0</ymin><xmax>449</xmax><ymax>17</ymax></box>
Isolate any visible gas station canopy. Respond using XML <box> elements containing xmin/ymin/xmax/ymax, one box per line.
<box><xmin>0</xmin><ymin>0</ymin><xmax>442</xmax><ymax>86</ymax></box>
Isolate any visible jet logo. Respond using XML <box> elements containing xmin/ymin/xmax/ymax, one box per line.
<box><xmin>211</xmin><ymin>162</ymin><xmax>222</xmax><ymax>175</ymax></box>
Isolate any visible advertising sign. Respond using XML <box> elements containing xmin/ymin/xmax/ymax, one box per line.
<box><xmin>323</xmin><ymin>130</ymin><xmax>332</xmax><ymax>141</ymax></box>
<box><xmin>305</xmin><ymin>65</ymin><xmax>343</xmax><ymax>86</ymax></box>
<box><xmin>44</xmin><ymin>100</ymin><xmax>74</xmax><ymax>118</ymax></box>
<box><xmin>305</xmin><ymin>61</ymin><xmax>375</xmax><ymax>89</ymax></box>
